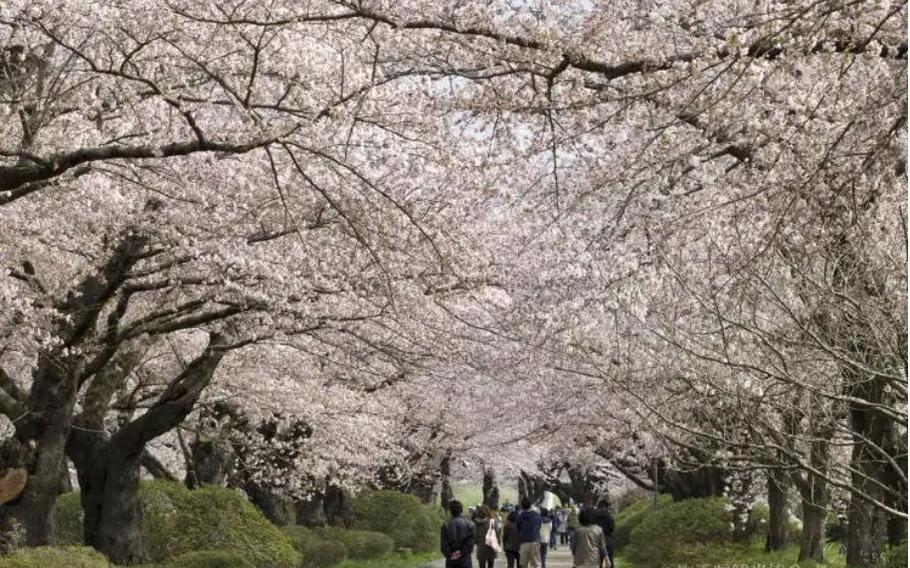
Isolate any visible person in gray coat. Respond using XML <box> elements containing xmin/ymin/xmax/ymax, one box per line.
<box><xmin>571</xmin><ymin>509</ymin><xmax>608</xmax><ymax>568</ymax></box>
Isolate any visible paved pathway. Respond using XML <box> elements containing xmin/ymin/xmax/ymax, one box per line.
<box><xmin>423</xmin><ymin>546</ymin><xmax>575</xmax><ymax>568</ymax></box>
<box><xmin>543</xmin><ymin>545</ymin><xmax>574</xmax><ymax>568</ymax></box>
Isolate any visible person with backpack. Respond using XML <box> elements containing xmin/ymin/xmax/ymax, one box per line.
<box><xmin>571</xmin><ymin>508</ymin><xmax>609</xmax><ymax>568</ymax></box>
<box><xmin>473</xmin><ymin>505</ymin><xmax>501</xmax><ymax>568</ymax></box>
<box><xmin>515</xmin><ymin>497</ymin><xmax>542</xmax><ymax>568</ymax></box>
<box><xmin>591</xmin><ymin>500</ymin><xmax>615</xmax><ymax>568</ymax></box>
<box><xmin>442</xmin><ymin>500</ymin><xmax>476</xmax><ymax>568</ymax></box>
<box><xmin>502</xmin><ymin>509</ymin><xmax>521</xmax><ymax>568</ymax></box>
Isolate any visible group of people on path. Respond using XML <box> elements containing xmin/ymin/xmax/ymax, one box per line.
<box><xmin>440</xmin><ymin>497</ymin><xmax>615</xmax><ymax>568</ymax></box>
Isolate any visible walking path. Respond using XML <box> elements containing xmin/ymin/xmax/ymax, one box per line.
<box><xmin>422</xmin><ymin>546</ymin><xmax>575</xmax><ymax>568</ymax></box>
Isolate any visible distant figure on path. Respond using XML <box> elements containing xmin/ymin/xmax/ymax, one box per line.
<box><xmin>502</xmin><ymin>509</ymin><xmax>521</xmax><ymax>568</ymax></box>
<box><xmin>442</xmin><ymin>500</ymin><xmax>476</xmax><ymax>568</ymax></box>
<box><xmin>538</xmin><ymin>507</ymin><xmax>552</xmax><ymax>567</ymax></box>
<box><xmin>591</xmin><ymin>500</ymin><xmax>615</xmax><ymax>568</ymax></box>
<box><xmin>548</xmin><ymin>508</ymin><xmax>558</xmax><ymax>550</ymax></box>
<box><xmin>556</xmin><ymin>509</ymin><xmax>569</xmax><ymax>546</ymax></box>
<box><xmin>571</xmin><ymin>509</ymin><xmax>609</xmax><ymax>568</ymax></box>
<box><xmin>567</xmin><ymin>506</ymin><xmax>580</xmax><ymax>546</ymax></box>
<box><xmin>515</xmin><ymin>497</ymin><xmax>542</xmax><ymax>568</ymax></box>
<box><xmin>473</xmin><ymin>504</ymin><xmax>501</xmax><ymax>568</ymax></box>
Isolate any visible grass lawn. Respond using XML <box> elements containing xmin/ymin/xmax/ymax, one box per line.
<box><xmin>452</xmin><ymin>481</ymin><xmax>520</xmax><ymax>509</ymax></box>
<box><xmin>335</xmin><ymin>550</ymin><xmax>440</xmax><ymax>568</ymax></box>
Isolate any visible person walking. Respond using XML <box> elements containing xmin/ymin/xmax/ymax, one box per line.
<box><xmin>591</xmin><ymin>500</ymin><xmax>615</xmax><ymax>568</ymax></box>
<box><xmin>556</xmin><ymin>509</ymin><xmax>568</xmax><ymax>546</ymax></box>
<box><xmin>502</xmin><ymin>509</ymin><xmax>521</xmax><ymax>568</ymax></box>
<box><xmin>571</xmin><ymin>509</ymin><xmax>609</xmax><ymax>568</ymax></box>
<box><xmin>538</xmin><ymin>507</ymin><xmax>552</xmax><ymax>568</ymax></box>
<box><xmin>441</xmin><ymin>500</ymin><xmax>476</xmax><ymax>568</ymax></box>
<box><xmin>515</xmin><ymin>497</ymin><xmax>542</xmax><ymax>568</ymax></box>
<box><xmin>567</xmin><ymin>506</ymin><xmax>580</xmax><ymax>546</ymax></box>
<box><xmin>473</xmin><ymin>505</ymin><xmax>500</xmax><ymax>568</ymax></box>
<box><xmin>548</xmin><ymin>509</ymin><xmax>558</xmax><ymax>551</ymax></box>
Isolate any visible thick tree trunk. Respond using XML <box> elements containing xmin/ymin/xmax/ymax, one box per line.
<box><xmin>799</xmin><ymin>495</ymin><xmax>827</xmax><ymax>563</ymax></box>
<box><xmin>517</xmin><ymin>471</ymin><xmax>546</xmax><ymax>505</ymax></box>
<box><xmin>324</xmin><ymin>484</ymin><xmax>352</xmax><ymax>527</ymax></box>
<box><xmin>6</xmin><ymin>412</ymin><xmax>72</xmax><ymax>545</ymax></box>
<box><xmin>3</xmin><ymin>232</ymin><xmax>147</xmax><ymax>546</ymax></box>
<box><xmin>846</xmin><ymin>453</ymin><xmax>890</xmax><ymax>568</ymax></box>
<box><xmin>188</xmin><ymin>437</ymin><xmax>233</xmax><ymax>487</ymax></box>
<box><xmin>68</xmin><ymin>336</ymin><xmax>226</xmax><ymax>564</ymax></box>
<box><xmin>297</xmin><ymin>492</ymin><xmax>328</xmax><ymax>527</ymax></box>
<box><xmin>765</xmin><ymin>470</ymin><xmax>789</xmax><ymax>552</ymax></box>
<box><xmin>844</xmin><ymin>377</ymin><xmax>902</xmax><ymax>568</ymax></box>
<box><xmin>439</xmin><ymin>455</ymin><xmax>454</xmax><ymax>507</ymax></box>
<box><xmin>4</xmin><ymin>355</ymin><xmax>79</xmax><ymax>546</ymax></box>
<box><xmin>80</xmin><ymin>446</ymin><xmax>146</xmax><ymax>564</ymax></box>
<box><xmin>846</xmin><ymin>492</ymin><xmax>889</xmax><ymax>568</ymax></box>
<box><xmin>663</xmin><ymin>465</ymin><xmax>726</xmax><ymax>501</ymax></box>
<box><xmin>482</xmin><ymin>466</ymin><xmax>500</xmax><ymax>510</ymax></box>
<box><xmin>246</xmin><ymin>483</ymin><xmax>295</xmax><ymax>526</ymax></box>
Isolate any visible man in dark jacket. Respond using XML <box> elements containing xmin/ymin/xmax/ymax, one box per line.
<box><xmin>502</xmin><ymin>509</ymin><xmax>521</xmax><ymax>568</ymax></box>
<box><xmin>441</xmin><ymin>500</ymin><xmax>475</xmax><ymax>568</ymax></box>
<box><xmin>591</xmin><ymin>500</ymin><xmax>615</xmax><ymax>568</ymax></box>
<box><xmin>515</xmin><ymin>497</ymin><xmax>542</xmax><ymax>567</ymax></box>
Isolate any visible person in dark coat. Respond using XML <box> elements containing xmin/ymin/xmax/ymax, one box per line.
<box><xmin>502</xmin><ymin>509</ymin><xmax>521</xmax><ymax>568</ymax></box>
<box><xmin>515</xmin><ymin>497</ymin><xmax>542</xmax><ymax>567</ymax></box>
<box><xmin>473</xmin><ymin>504</ymin><xmax>500</xmax><ymax>568</ymax></box>
<box><xmin>442</xmin><ymin>500</ymin><xmax>475</xmax><ymax>568</ymax></box>
<box><xmin>591</xmin><ymin>500</ymin><xmax>615</xmax><ymax>568</ymax></box>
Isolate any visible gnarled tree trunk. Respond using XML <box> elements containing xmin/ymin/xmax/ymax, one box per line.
<box><xmin>439</xmin><ymin>454</ymin><xmax>454</xmax><ymax>507</ymax></box>
<box><xmin>68</xmin><ymin>336</ymin><xmax>226</xmax><ymax>565</ymax></box>
<box><xmin>482</xmin><ymin>465</ymin><xmax>500</xmax><ymax>510</ymax></box>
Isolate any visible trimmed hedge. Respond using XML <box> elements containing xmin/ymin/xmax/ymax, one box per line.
<box><xmin>310</xmin><ymin>527</ymin><xmax>393</xmax><ymax>559</ymax></box>
<box><xmin>0</xmin><ymin>546</ymin><xmax>109</xmax><ymax>568</ymax></box>
<box><xmin>351</xmin><ymin>490</ymin><xmax>438</xmax><ymax>552</ymax></box>
<box><xmin>164</xmin><ymin>550</ymin><xmax>256</xmax><ymax>568</ymax></box>
<box><xmin>626</xmin><ymin>497</ymin><xmax>733</xmax><ymax>567</ymax></box>
<box><xmin>54</xmin><ymin>482</ymin><xmax>299</xmax><ymax>568</ymax></box>
<box><xmin>282</xmin><ymin>527</ymin><xmax>348</xmax><ymax>568</ymax></box>
<box><xmin>163</xmin><ymin>550</ymin><xmax>256</xmax><ymax>568</ymax></box>
<box><xmin>613</xmin><ymin>493</ymin><xmax>672</xmax><ymax>550</ymax></box>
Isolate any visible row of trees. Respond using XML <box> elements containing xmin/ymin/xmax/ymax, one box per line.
<box><xmin>0</xmin><ymin>1</ymin><xmax>905</xmax><ymax>567</ymax></box>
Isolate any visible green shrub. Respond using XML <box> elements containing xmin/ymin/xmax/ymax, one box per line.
<box><xmin>310</xmin><ymin>527</ymin><xmax>393</xmax><ymax>559</ymax></box>
<box><xmin>164</xmin><ymin>550</ymin><xmax>256</xmax><ymax>568</ymax></box>
<box><xmin>282</xmin><ymin>527</ymin><xmax>348</xmax><ymax>567</ymax></box>
<box><xmin>743</xmin><ymin>503</ymin><xmax>768</xmax><ymax>539</ymax></box>
<box><xmin>613</xmin><ymin>493</ymin><xmax>672</xmax><ymax>550</ymax></box>
<box><xmin>52</xmin><ymin>492</ymin><xmax>84</xmax><ymax>546</ymax></box>
<box><xmin>626</xmin><ymin>497</ymin><xmax>733</xmax><ymax>567</ymax></box>
<box><xmin>167</xmin><ymin>485</ymin><xmax>299</xmax><ymax>568</ymax></box>
<box><xmin>138</xmin><ymin>480</ymin><xmax>194</xmax><ymax>563</ymax></box>
<box><xmin>0</xmin><ymin>546</ymin><xmax>109</xmax><ymax>568</ymax></box>
<box><xmin>351</xmin><ymin>490</ymin><xmax>438</xmax><ymax>552</ymax></box>
<box><xmin>876</xmin><ymin>541</ymin><xmax>908</xmax><ymax>568</ymax></box>
<box><xmin>54</xmin><ymin>481</ymin><xmax>299</xmax><ymax>568</ymax></box>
